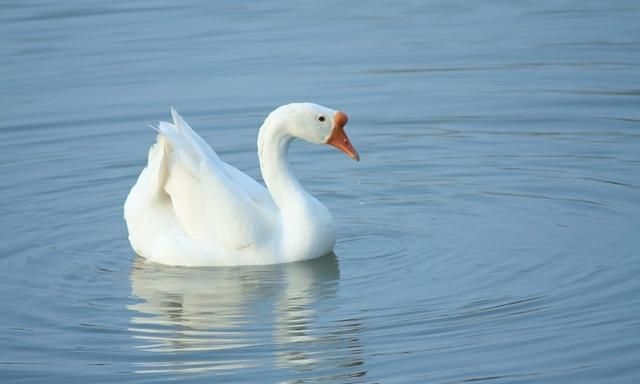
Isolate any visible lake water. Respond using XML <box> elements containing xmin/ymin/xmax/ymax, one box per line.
<box><xmin>2</xmin><ymin>1</ymin><xmax>639</xmax><ymax>382</ymax></box>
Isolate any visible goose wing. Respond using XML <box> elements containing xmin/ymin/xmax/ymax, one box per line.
<box><xmin>152</xmin><ymin>109</ymin><xmax>277</xmax><ymax>252</ymax></box>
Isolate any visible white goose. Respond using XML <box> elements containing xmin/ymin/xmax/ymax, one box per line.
<box><xmin>124</xmin><ymin>103</ymin><xmax>359</xmax><ymax>266</ymax></box>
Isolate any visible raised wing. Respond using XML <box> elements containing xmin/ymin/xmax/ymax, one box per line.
<box><xmin>156</xmin><ymin>109</ymin><xmax>277</xmax><ymax>251</ymax></box>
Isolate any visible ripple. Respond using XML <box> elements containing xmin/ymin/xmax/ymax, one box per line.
<box><xmin>2</xmin><ymin>0</ymin><xmax>640</xmax><ymax>382</ymax></box>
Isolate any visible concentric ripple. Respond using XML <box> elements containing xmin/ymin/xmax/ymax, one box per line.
<box><xmin>2</xmin><ymin>1</ymin><xmax>640</xmax><ymax>383</ymax></box>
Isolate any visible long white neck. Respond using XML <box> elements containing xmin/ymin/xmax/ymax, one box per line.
<box><xmin>256</xmin><ymin>113</ymin><xmax>336</xmax><ymax>261</ymax></box>
<box><xmin>257</xmin><ymin>117</ymin><xmax>311</xmax><ymax>214</ymax></box>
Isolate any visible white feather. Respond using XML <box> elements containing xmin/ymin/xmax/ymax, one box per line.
<box><xmin>124</xmin><ymin>104</ymin><xmax>347</xmax><ymax>266</ymax></box>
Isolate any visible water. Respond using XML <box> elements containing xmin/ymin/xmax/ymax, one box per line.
<box><xmin>2</xmin><ymin>1</ymin><xmax>639</xmax><ymax>382</ymax></box>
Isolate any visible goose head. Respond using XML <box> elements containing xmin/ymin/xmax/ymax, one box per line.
<box><xmin>271</xmin><ymin>103</ymin><xmax>360</xmax><ymax>161</ymax></box>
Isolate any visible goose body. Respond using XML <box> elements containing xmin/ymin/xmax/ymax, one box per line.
<box><xmin>124</xmin><ymin>103</ymin><xmax>359</xmax><ymax>266</ymax></box>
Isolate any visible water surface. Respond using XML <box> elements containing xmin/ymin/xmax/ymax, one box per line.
<box><xmin>2</xmin><ymin>1</ymin><xmax>639</xmax><ymax>382</ymax></box>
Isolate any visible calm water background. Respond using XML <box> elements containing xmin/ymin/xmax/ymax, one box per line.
<box><xmin>2</xmin><ymin>1</ymin><xmax>639</xmax><ymax>382</ymax></box>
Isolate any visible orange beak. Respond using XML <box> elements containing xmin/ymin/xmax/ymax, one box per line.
<box><xmin>326</xmin><ymin>111</ymin><xmax>360</xmax><ymax>161</ymax></box>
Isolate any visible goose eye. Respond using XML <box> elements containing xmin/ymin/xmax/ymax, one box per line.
<box><xmin>318</xmin><ymin>116</ymin><xmax>326</xmax><ymax>122</ymax></box>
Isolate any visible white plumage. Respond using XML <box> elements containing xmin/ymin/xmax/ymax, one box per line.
<box><xmin>124</xmin><ymin>103</ymin><xmax>359</xmax><ymax>266</ymax></box>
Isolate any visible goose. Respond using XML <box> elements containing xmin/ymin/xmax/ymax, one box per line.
<box><xmin>124</xmin><ymin>103</ymin><xmax>359</xmax><ymax>266</ymax></box>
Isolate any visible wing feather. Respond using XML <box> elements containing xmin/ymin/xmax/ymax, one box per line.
<box><xmin>158</xmin><ymin>110</ymin><xmax>277</xmax><ymax>251</ymax></box>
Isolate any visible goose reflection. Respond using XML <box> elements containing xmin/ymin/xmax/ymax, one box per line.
<box><xmin>128</xmin><ymin>253</ymin><xmax>366</xmax><ymax>378</ymax></box>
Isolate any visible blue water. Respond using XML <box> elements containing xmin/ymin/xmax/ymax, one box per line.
<box><xmin>2</xmin><ymin>1</ymin><xmax>639</xmax><ymax>382</ymax></box>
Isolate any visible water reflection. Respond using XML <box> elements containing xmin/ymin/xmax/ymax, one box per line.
<box><xmin>128</xmin><ymin>254</ymin><xmax>365</xmax><ymax>378</ymax></box>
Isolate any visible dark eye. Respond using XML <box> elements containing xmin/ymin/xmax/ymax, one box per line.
<box><xmin>318</xmin><ymin>116</ymin><xmax>326</xmax><ymax>122</ymax></box>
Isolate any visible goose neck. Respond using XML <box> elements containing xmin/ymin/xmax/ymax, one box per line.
<box><xmin>257</xmin><ymin>121</ymin><xmax>308</xmax><ymax>212</ymax></box>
